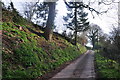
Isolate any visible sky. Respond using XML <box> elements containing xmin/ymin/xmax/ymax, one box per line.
<box><xmin>55</xmin><ymin>0</ymin><xmax>118</xmax><ymax>34</ymax></box>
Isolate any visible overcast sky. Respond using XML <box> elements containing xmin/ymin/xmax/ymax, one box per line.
<box><xmin>55</xmin><ymin>0</ymin><xmax>118</xmax><ymax>34</ymax></box>
<box><xmin>3</xmin><ymin>0</ymin><xmax>118</xmax><ymax>34</ymax></box>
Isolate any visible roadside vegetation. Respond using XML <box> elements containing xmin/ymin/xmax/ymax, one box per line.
<box><xmin>95</xmin><ymin>51</ymin><xmax>120</xmax><ymax>78</ymax></box>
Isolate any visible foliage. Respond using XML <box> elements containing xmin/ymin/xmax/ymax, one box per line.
<box><xmin>95</xmin><ymin>52</ymin><xmax>120</xmax><ymax>78</ymax></box>
<box><xmin>77</xmin><ymin>32</ymin><xmax>88</xmax><ymax>45</ymax></box>
<box><xmin>3</xmin><ymin>41</ymin><xmax>86</xmax><ymax>78</ymax></box>
<box><xmin>63</xmin><ymin>2</ymin><xmax>89</xmax><ymax>45</ymax></box>
<box><xmin>98</xmin><ymin>27</ymin><xmax>120</xmax><ymax>63</ymax></box>
<box><xmin>87</xmin><ymin>23</ymin><xmax>102</xmax><ymax>49</ymax></box>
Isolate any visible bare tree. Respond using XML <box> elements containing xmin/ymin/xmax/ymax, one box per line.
<box><xmin>87</xmin><ymin>23</ymin><xmax>102</xmax><ymax>49</ymax></box>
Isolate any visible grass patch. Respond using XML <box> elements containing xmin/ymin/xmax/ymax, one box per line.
<box><xmin>3</xmin><ymin>41</ymin><xmax>86</xmax><ymax>78</ymax></box>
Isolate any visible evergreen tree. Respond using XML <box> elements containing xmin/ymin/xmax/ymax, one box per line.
<box><xmin>63</xmin><ymin>2</ymin><xmax>89</xmax><ymax>45</ymax></box>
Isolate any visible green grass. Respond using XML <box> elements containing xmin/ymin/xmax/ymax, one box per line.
<box><xmin>3</xmin><ymin>41</ymin><xmax>86</xmax><ymax>78</ymax></box>
<box><xmin>2</xmin><ymin>22</ymin><xmax>87</xmax><ymax>79</ymax></box>
<box><xmin>95</xmin><ymin>52</ymin><xmax>120</xmax><ymax>78</ymax></box>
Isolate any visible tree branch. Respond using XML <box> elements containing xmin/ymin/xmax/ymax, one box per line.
<box><xmin>64</xmin><ymin>0</ymin><xmax>99</xmax><ymax>14</ymax></box>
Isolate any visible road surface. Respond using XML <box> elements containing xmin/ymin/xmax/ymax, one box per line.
<box><xmin>49</xmin><ymin>50</ymin><xmax>95</xmax><ymax>80</ymax></box>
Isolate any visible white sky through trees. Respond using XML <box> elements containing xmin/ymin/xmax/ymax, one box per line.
<box><xmin>55</xmin><ymin>0</ymin><xmax>118</xmax><ymax>34</ymax></box>
<box><xmin>3</xmin><ymin>0</ymin><xmax>118</xmax><ymax>34</ymax></box>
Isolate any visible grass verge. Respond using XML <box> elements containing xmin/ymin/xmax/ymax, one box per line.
<box><xmin>95</xmin><ymin>51</ymin><xmax>120</xmax><ymax>78</ymax></box>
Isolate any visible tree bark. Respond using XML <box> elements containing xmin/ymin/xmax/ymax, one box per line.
<box><xmin>74</xmin><ymin>3</ymin><xmax>77</xmax><ymax>45</ymax></box>
<box><xmin>44</xmin><ymin>2</ymin><xmax>56</xmax><ymax>41</ymax></box>
<box><xmin>92</xmin><ymin>36</ymin><xmax>95</xmax><ymax>50</ymax></box>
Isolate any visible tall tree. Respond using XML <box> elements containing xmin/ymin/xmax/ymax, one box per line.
<box><xmin>63</xmin><ymin>2</ymin><xmax>89</xmax><ymax>45</ymax></box>
<box><xmin>44</xmin><ymin>2</ymin><xmax>56</xmax><ymax>41</ymax></box>
<box><xmin>98</xmin><ymin>27</ymin><xmax>120</xmax><ymax>62</ymax></box>
<box><xmin>23</xmin><ymin>1</ymin><xmax>57</xmax><ymax>41</ymax></box>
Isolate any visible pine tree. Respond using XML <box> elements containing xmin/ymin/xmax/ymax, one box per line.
<box><xmin>63</xmin><ymin>2</ymin><xmax>89</xmax><ymax>45</ymax></box>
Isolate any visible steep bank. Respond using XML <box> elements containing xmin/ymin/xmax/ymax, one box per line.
<box><xmin>2</xmin><ymin>8</ymin><xmax>87</xmax><ymax>79</ymax></box>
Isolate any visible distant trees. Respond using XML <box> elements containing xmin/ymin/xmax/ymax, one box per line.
<box><xmin>63</xmin><ymin>2</ymin><xmax>89</xmax><ymax>45</ymax></box>
<box><xmin>109</xmin><ymin>27</ymin><xmax>120</xmax><ymax>61</ymax></box>
<box><xmin>23</xmin><ymin>2</ymin><xmax>38</xmax><ymax>22</ymax></box>
<box><xmin>77</xmin><ymin>32</ymin><xmax>88</xmax><ymax>46</ymax></box>
<box><xmin>110</xmin><ymin>27</ymin><xmax>120</xmax><ymax>50</ymax></box>
<box><xmin>35</xmin><ymin>2</ymin><xmax>49</xmax><ymax>26</ymax></box>
<box><xmin>23</xmin><ymin>2</ymin><xmax>48</xmax><ymax>24</ymax></box>
<box><xmin>98</xmin><ymin>26</ymin><xmax>120</xmax><ymax>63</ymax></box>
<box><xmin>6</xmin><ymin>0</ymin><xmax>117</xmax><ymax>42</ymax></box>
<box><xmin>87</xmin><ymin>24</ymin><xmax>102</xmax><ymax>49</ymax></box>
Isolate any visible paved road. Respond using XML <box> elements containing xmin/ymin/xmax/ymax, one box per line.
<box><xmin>49</xmin><ymin>50</ymin><xmax>95</xmax><ymax>80</ymax></box>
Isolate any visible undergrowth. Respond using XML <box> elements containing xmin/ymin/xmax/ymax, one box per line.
<box><xmin>95</xmin><ymin>51</ymin><xmax>120</xmax><ymax>78</ymax></box>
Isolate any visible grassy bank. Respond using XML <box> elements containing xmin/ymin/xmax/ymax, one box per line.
<box><xmin>2</xmin><ymin>9</ymin><xmax>87</xmax><ymax>78</ymax></box>
<box><xmin>95</xmin><ymin>52</ymin><xmax>120</xmax><ymax>78</ymax></box>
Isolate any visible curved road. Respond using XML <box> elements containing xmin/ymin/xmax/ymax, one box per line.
<box><xmin>50</xmin><ymin>50</ymin><xmax>95</xmax><ymax>80</ymax></box>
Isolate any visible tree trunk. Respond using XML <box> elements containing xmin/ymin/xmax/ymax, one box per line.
<box><xmin>74</xmin><ymin>3</ymin><xmax>77</xmax><ymax>45</ymax></box>
<box><xmin>74</xmin><ymin>30</ymin><xmax>77</xmax><ymax>45</ymax></box>
<box><xmin>44</xmin><ymin>2</ymin><xmax>56</xmax><ymax>41</ymax></box>
<box><xmin>92</xmin><ymin>36</ymin><xmax>95</xmax><ymax>50</ymax></box>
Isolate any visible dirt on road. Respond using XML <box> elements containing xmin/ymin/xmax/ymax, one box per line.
<box><xmin>50</xmin><ymin>50</ymin><xmax>95</xmax><ymax>80</ymax></box>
